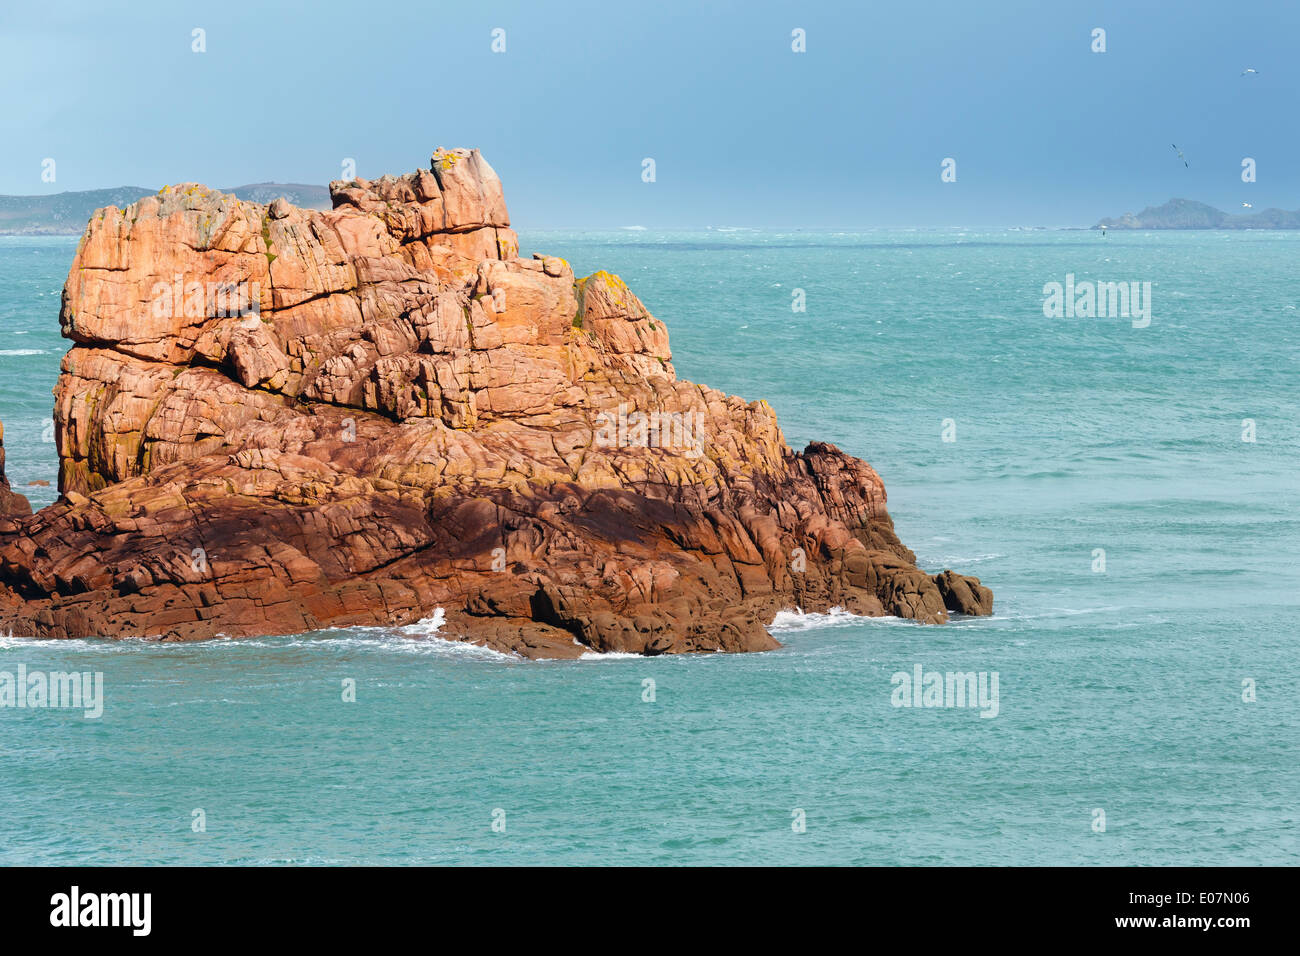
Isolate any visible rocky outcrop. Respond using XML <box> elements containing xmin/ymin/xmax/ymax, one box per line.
<box><xmin>0</xmin><ymin>148</ymin><xmax>991</xmax><ymax>657</ymax></box>
<box><xmin>0</xmin><ymin>422</ymin><xmax>32</xmax><ymax>517</ymax></box>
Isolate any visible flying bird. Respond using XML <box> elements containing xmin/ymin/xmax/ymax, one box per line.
<box><xmin>1241</xmin><ymin>68</ymin><xmax>1259</xmax><ymax>76</ymax></box>
<box><xmin>1242</xmin><ymin>202</ymin><xmax>1253</xmax><ymax>208</ymax></box>
<box><xmin>1171</xmin><ymin>144</ymin><xmax>1189</xmax><ymax>168</ymax></box>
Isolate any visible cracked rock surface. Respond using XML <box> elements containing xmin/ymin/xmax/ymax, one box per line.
<box><xmin>0</xmin><ymin>422</ymin><xmax>32</xmax><ymax>518</ymax></box>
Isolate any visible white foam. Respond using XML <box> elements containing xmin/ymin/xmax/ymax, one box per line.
<box><xmin>768</xmin><ymin>607</ymin><xmax>906</xmax><ymax>632</ymax></box>
<box><xmin>0</xmin><ymin>633</ymin><xmax>104</xmax><ymax>650</ymax></box>
<box><xmin>363</xmin><ymin>610</ymin><xmax>515</xmax><ymax>660</ymax></box>
<box><xmin>1015</xmin><ymin>605</ymin><xmax>1125</xmax><ymax>620</ymax></box>
<box><xmin>373</xmin><ymin>633</ymin><xmax>515</xmax><ymax>661</ymax></box>
<box><xmin>231</xmin><ymin>609</ymin><xmax>515</xmax><ymax>660</ymax></box>
<box><xmin>0</xmin><ymin>349</ymin><xmax>45</xmax><ymax>355</ymax></box>
<box><xmin>925</xmin><ymin>552</ymin><xmax>1003</xmax><ymax>566</ymax></box>
<box><xmin>0</xmin><ymin>609</ymin><xmax>515</xmax><ymax>661</ymax></box>
<box><xmin>394</xmin><ymin>607</ymin><xmax>446</xmax><ymax>637</ymax></box>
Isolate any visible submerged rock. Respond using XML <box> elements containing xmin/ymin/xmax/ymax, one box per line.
<box><xmin>0</xmin><ymin>149</ymin><xmax>991</xmax><ymax>657</ymax></box>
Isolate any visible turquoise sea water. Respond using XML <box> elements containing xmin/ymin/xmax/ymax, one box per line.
<box><xmin>0</xmin><ymin>229</ymin><xmax>1296</xmax><ymax>865</ymax></box>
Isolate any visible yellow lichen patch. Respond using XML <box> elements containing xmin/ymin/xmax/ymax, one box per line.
<box><xmin>575</xmin><ymin>270</ymin><xmax>635</xmax><ymax>316</ymax></box>
<box><xmin>260</xmin><ymin>216</ymin><xmax>276</xmax><ymax>265</ymax></box>
<box><xmin>573</xmin><ymin>275</ymin><xmax>589</xmax><ymax>325</ymax></box>
<box><xmin>589</xmin><ymin>270</ymin><xmax>628</xmax><ymax>292</ymax></box>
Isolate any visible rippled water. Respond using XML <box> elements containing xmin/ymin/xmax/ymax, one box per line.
<box><xmin>1</xmin><ymin>230</ymin><xmax>1296</xmax><ymax>864</ymax></box>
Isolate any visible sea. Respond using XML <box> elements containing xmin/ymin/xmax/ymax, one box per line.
<box><xmin>0</xmin><ymin>228</ymin><xmax>1296</xmax><ymax>865</ymax></box>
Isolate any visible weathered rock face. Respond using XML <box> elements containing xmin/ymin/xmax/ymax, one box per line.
<box><xmin>0</xmin><ymin>148</ymin><xmax>991</xmax><ymax>657</ymax></box>
<box><xmin>0</xmin><ymin>422</ymin><xmax>32</xmax><ymax>517</ymax></box>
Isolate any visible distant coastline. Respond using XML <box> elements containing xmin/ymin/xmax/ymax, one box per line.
<box><xmin>6</xmin><ymin>188</ymin><xmax>1300</xmax><ymax>235</ymax></box>
<box><xmin>0</xmin><ymin>183</ymin><xmax>331</xmax><ymax>235</ymax></box>
<box><xmin>1095</xmin><ymin>197</ymin><xmax>1300</xmax><ymax>230</ymax></box>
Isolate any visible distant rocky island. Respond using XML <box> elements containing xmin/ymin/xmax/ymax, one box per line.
<box><xmin>0</xmin><ymin>148</ymin><xmax>992</xmax><ymax>657</ymax></box>
<box><xmin>0</xmin><ymin>183</ymin><xmax>331</xmax><ymax>235</ymax></box>
<box><xmin>1095</xmin><ymin>197</ymin><xmax>1300</xmax><ymax>230</ymax></box>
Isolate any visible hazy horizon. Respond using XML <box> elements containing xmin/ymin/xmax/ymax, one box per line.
<box><xmin>0</xmin><ymin>183</ymin><xmax>1269</xmax><ymax>232</ymax></box>
<box><xmin>2</xmin><ymin>0</ymin><xmax>1296</xmax><ymax>228</ymax></box>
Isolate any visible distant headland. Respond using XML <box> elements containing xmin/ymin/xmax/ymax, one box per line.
<box><xmin>1095</xmin><ymin>198</ymin><xmax>1300</xmax><ymax>230</ymax></box>
<box><xmin>0</xmin><ymin>184</ymin><xmax>331</xmax><ymax>235</ymax></box>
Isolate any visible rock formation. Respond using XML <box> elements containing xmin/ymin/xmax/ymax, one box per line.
<box><xmin>0</xmin><ymin>149</ymin><xmax>991</xmax><ymax>657</ymax></box>
<box><xmin>0</xmin><ymin>421</ymin><xmax>32</xmax><ymax>517</ymax></box>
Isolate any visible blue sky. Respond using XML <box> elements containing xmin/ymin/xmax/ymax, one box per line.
<box><xmin>2</xmin><ymin>0</ymin><xmax>1296</xmax><ymax>226</ymax></box>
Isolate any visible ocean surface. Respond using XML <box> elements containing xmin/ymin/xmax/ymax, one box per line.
<box><xmin>0</xmin><ymin>229</ymin><xmax>1296</xmax><ymax>865</ymax></box>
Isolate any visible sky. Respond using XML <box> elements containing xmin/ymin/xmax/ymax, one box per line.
<box><xmin>1</xmin><ymin>0</ymin><xmax>1297</xmax><ymax>227</ymax></box>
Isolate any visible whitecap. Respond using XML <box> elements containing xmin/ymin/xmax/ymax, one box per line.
<box><xmin>925</xmin><ymin>552</ymin><xmax>1003</xmax><ymax>566</ymax></box>
<box><xmin>1</xmin><ymin>609</ymin><xmax>517</xmax><ymax>661</ymax></box>
<box><xmin>394</xmin><ymin>607</ymin><xmax>446</xmax><ymax>636</ymax></box>
<box><xmin>1014</xmin><ymin>605</ymin><xmax>1125</xmax><ymax>620</ymax></box>
<box><xmin>768</xmin><ymin>607</ymin><xmax>906</xmax><ymax>632</ymax></box>
<box><xmin>0</xmin><ymin>633</ymin><xmax>104</xmax><ymax>650</ymax></box>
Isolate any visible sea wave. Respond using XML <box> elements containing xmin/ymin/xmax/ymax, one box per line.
<box><xmin>0</xmin><ymin>609</ymin><xmax>517</xmax><ymax>661</ymax></box>
<box><xmin>925</xmin><ymin>552</ymin><xmax>1003</xmax><ymax>566</ymax></box>
<box><xmin>768</xmin><ymin>607</ymin><xmax>907</xmax><ymax>632</ymax></box>
<box><xmin>395</xmin><ymin>607</ymin><xmax>446</xmax><ymax>636</ymax></box>
<box><xmin>0</xmin><ymin>631</ymin><xmax>118</xmax><ymax>650</ymax></box>
<box><xmin>230</xmin><ymin>610</ymin><xmax>518</xmax><ymax>661</ymax></box>
<box><xmin>577</xmin><ymin>649</ymin><xmax>648</xmax><ymax>660</ymax></box>
<box><xmin>1014</xmin><ymin>605</ymin><xmax>1126</xmax><ymax>620</ymax></box>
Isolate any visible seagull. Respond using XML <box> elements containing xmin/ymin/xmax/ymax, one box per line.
<box><xmin>1242</xmin><ymin>202</ymin><xmax>1253</xmax><ymax>208</ymax></box>
<box><xmin>1241</xmin><ymin>68</ymin><xmax>1259</xmax><ymax>76</ymax></box>
<box><xmin>1171</xmin><ymin>144</ymin><xmax>1189</xmax><ymax>168</ymax></box>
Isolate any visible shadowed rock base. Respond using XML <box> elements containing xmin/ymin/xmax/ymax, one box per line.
<box><xmin>0</xmin><ymin>422</ymin><xmax>32</xmax><ymax>518</ymax></box>
<box><xmin>0</xmin><ymin>149</ymin><xmax>991</xmax><ymax>657</ymax></box>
